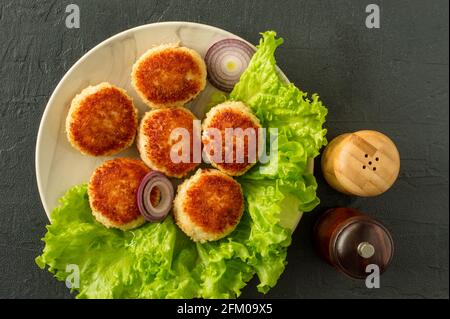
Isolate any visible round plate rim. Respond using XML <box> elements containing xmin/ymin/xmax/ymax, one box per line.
<box><xmin>35</xmin><ymin>21</ymin><xmax>310</xmax><ymax>230</ymax></box>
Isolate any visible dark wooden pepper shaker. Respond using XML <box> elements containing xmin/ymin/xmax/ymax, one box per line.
<box><xmin>314</xmin><ymin>207</ymin><xmax>394</xmax><ymax>279</ymax></box>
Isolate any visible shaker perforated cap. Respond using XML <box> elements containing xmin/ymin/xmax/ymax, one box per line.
<box><xmin>322</xmin><ymin>130</ymin><xmax>400</xmax><ymax>197</ymax></box>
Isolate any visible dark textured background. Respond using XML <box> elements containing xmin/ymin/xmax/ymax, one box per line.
<box><xmin>0</xmin><ymin>0</ymin><xmax>448</xmax><ymax>299</ymax></box>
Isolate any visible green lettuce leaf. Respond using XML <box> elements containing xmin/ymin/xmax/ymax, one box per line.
<box><xmin>231</xmin><ymin>30</ymin><xmax>327</xmax><ymax>291</ymax></box>
<box><xmin>36</xmin><ymin>31</ymin><xmax>327</xmax><ymax>298</ymax></box>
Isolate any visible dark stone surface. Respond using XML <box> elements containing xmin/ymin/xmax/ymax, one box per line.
<box><xmin>0</xmin><ymin>0</ymin><xmax>448</xmax><ymax>299</ymax></box>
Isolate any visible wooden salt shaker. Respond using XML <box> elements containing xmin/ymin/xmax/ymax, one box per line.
<box><xmin>321</xmin><ymin>130</ymin><xmax>400</xmax><ymax>197</ymax></box>
<box><xmin>314</xmin><ymin>208</ymin><xmax>394</xmax><ymax>279</ymax></box>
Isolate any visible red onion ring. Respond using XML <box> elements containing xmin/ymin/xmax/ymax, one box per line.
<box><xmin>137</xmin><ymin>172</ymin><xmax>174</xmax><ymax>222</ymax></box>
<box><xmin>205</xmin><ymin>38</ymin><xmax>255</xmax><ymax>92</ymax></box>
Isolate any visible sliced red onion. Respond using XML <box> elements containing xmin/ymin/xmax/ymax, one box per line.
<box><xmin>205</xmin><ymin>38</ymin><xmax>255</xmax><ymax>92</ymax></box>
<box><xmin>137</xmin><ymin>172</ymin><xmax>174</xmax><ymax>222</ymax></box>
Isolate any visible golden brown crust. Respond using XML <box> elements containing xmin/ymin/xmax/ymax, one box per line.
<box><xmin>202</xmin><ymin>102</ymin><xmax>262</xmax><ymax>176</ymax></box>
<box><xmin>183</xmin><ymin>172</ymin><xmax>244</xmax><ymax>233</ymax></box>
<box><xmin>66</xmin><ymin>83</ymin><xmax>138</xmax><ymax>157</ymax></box>
<box><xmin>138</xmin><ymin>107</ymin><xmax>200</xmax><ymax>178</ymax></box>
<box><xmin>173</xmin><ymin>169</ymin><xmax>244</xmax><ymax>242</ymax></box>
<box><xmin>88</xmin><ymin>158</ymin><xmax>158</xmax><ymax>230</ymax></box>
<box><xmin>132</xmin><ymin>44</ymin><xmax>207</xmax><ymax>108</ymax></box>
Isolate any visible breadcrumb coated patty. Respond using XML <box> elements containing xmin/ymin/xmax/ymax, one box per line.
<box><xmin>137</xmin><ymin>107</ymin><xmax>200</xmax><ymax>178</ymax></box>
<box><xmin>173</xmin><ymin>169</ymin><xmax>244</xmax><ymax>242</ymax></box>
<box><xmin>202</xmin><ymin>101</ymin><xmax>262</xmax><ymax>176</ymax></box>
<box><xmin>66</xmin><ymin>82</ymin><xmax>138</xmax><ymax>157</ymax></box>
<box><xmin>131</xmin><ymin>43</ymin><xmax>207</xmax><ymax>108</ymax></box>
<box><xmin>88</xmin><ymin>158</ymin><xmax>159</xmax><ymax>231</ymax></box>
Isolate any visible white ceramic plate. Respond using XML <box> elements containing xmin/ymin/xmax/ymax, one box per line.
<box><xmin>36</xmin><ymin>22</ymin><xmax>309</xmax><ymax>229</ymax></box>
